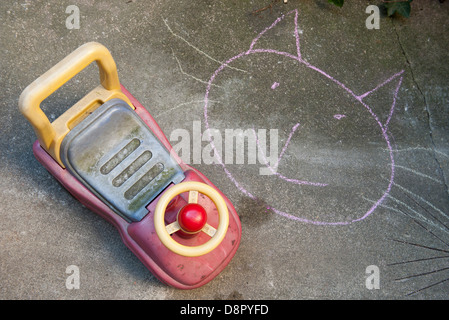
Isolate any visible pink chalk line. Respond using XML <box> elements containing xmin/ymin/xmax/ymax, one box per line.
<box><xmin>203</xmin><ymin>9</ymin><xmax>402</xmax><ymax>225</ymax></box>
<box><xmin>251</xmin><ymin>123</ymin><xmax>328</xmax><ymax>187</ymax></box>
<box><xmin>356</xmin><ymin>70</ymin><xmax>404</xmax><ymax>131</ymax></box>
<box><xmin>274</xmin><ymin>122</ymin><xmax>300</xmax><ymax>169</ymax></box>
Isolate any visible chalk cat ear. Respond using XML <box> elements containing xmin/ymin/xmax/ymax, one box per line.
<box><xmin>356</xmin><ymin>70</ymin><xmax>404</xmax><ymax>131</ymax></box>
<box><xmin>247</xmin><ymin>9</ymin><xmax>302</xmax><ymax>60</ymax></box>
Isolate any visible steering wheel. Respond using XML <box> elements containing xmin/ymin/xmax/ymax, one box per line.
<box><xmin>154</xmin><ymin>181</ymin><xmax>229</xmax><ymax>257</ymax></box>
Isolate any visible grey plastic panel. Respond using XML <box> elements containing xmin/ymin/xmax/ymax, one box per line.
<box><xmin>60</xmin><ymin>99</ymin><xmax>185</xmax><ymax>222</ymax></box>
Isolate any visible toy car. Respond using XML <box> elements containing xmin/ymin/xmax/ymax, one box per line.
<box><xmin>19</xmin><ymin>42</ymin><xmax>242</xmax><ymax>289</ymax></box>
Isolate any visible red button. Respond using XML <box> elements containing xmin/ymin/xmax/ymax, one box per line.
<box><xmin>177</xmin><ymin>203</ymin><xmax>207</xmax><ymax>233</ymax></box>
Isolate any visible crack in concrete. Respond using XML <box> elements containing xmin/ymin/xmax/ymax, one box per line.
<box><xmin>392</xmin><ymin>20</ymin><xmax>449</xmax><ymax>197</ymax></box>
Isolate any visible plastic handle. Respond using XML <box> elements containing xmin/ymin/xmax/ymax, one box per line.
<box><xmin>18</xmin><ymin>42</ymin><xmax>120</xmax><ymax>150</ymax></box>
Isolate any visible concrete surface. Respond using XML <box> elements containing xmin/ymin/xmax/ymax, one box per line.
<box><xmin>1</xmin><ymin>0</ymin><xmax>448</xmax><ymax>300</ymax></box>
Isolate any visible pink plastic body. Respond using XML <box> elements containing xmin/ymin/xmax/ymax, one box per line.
<box><xmin>32</xmin><ymin>85</ymin><xmax>242</xmax><ymax>289</ymax></box>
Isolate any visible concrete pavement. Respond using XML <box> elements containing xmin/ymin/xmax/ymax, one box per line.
<box><xmin>1</xmin><ymin>0</ymin><xmax>448</xmax><ymax>299</ymax></box>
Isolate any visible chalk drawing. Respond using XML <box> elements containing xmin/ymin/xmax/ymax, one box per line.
<box><xmin>171</xmin><ymin>48</ymin><xmax>221</xmax><ymax>88</ymax></box>
<box><xmin>389</xmin><ymin>147</ymin><xmax>449</xmax><ymax>160</ymax></box>
<box><xmin>155</xmin><ymin>99</ymin><xmax>221</xmax><ymax>119</ymax></box>
<box><xmin>382</xmin><ymin>178</ymin><xmax>449</xmax><ymax>296</ymax></box>
<box><xmin>388</xmin><ymin>179</ymin><xmax>448</xmax><ymax>222</ymax></box>
<box><xmin>252</xmin><ymin>124</ymin><xmax>328</xmax><ymax>187</ymax></box>
<box><xmin>202</xmin><ymin>9</ymin><xmax>405</xmax><ymax>225</ymax></box>
<box><xmin>163</xmin><ymin>17</ymin><xmax>247</xmax><ymax>74</ymax></box>
<box><xmin>333</xmin><ymin>114</ymin><xmax>346</xmax><ymax>120</ymax></box>
<box><xmin>272</xmin><ymin>122</ymin><xmax>300</xmax><ymax>171</ymax></box>
<box><xmin>393</xmin><ymin>165</ymin><xmax>444</xmax><ymax>185</ymax></box>
<box><xmin>363</xmin><ymin>144</ymin><xmax>449</xmax><ymax>297</ymax></box>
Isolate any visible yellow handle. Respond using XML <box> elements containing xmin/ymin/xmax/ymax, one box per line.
<box><xmin>19</xmin><ymin>42</ymin><xmax>132</xmax><ymax>167</ymax></box>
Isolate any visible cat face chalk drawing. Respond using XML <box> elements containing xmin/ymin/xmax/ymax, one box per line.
<box><xmin>204</xmin><ymin>9</ymin><xmax>404</xmax><ymax>225</ymax></box>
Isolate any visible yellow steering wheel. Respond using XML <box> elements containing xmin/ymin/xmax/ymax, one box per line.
<box><xmin>154</xmin><ymin>181</ymin><xmax>229</xmax><ymax>257</ymax></box>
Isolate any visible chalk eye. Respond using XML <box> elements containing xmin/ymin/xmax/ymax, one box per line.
<box><xmin>271</xmin><ymin>82</ymin><xmax>280</xmax><ymax>90</ymax></box>
<box><xmin>333</xmin><ymin>114</ymin><xmax>346</xmax><ymax>120</ymax></box>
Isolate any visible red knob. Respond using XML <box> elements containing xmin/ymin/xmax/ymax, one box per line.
<box><xmin>177</xmin><ymin>203</ymin><xmax>207</xmax><ymax>233</ymax></box>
